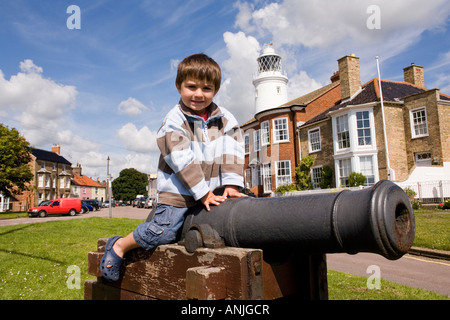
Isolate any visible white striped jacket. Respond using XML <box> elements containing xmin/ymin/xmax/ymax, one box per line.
<box><xmin>156</xmin><ymin>101</ymin><xmax>244</xmax><ymax>207</ymax></box>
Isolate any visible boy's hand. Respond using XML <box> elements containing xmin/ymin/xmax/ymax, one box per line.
<box><xmin>200</xmin><ymin>191</ymin><xmax>226</xmax><ymax>211</ymax></box>
<box><xmin>222</xmin><ymin>185</ymin><xmax>247</xmax><ymax>199</ymax></box>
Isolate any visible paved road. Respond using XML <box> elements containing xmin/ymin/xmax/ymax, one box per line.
<box><xmin>0</xmin><ymin>205</ymin><xmax>150</xmax><ymax>227</ymax></box>
<box><xmin>1</xmin><ymin>206</ymin><xmax>449</xmax><ymax>298</ymax></box>
<box><xmin>327</xmin><ymin>252</ymin><xmax>450</xmax><ymax>297</ymax></box>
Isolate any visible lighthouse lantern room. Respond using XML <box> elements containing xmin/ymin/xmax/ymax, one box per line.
<box><xmin>253</xmin><ymin>45</ymin><xmax>289</xmax><ymax>115</ymax></box>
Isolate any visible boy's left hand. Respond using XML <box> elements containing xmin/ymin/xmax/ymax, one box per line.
<box><xmin>222</xmin><ymin>186</ymin><xmax>247</xmax><ymax>199</ymax></box>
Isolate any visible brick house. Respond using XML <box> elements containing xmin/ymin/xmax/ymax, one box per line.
<box><xmin>9</xmin><ymin>144</ymin><xmax>73</xmax><ymax>210</ymax></box>
<box><xmin>299</xmin><ymin>55</ymin><xmax>450</xmax><ymax>189</ymax></box>
<box><xmin>241</xmin><ymin>73</ymin><xmax>342</xmax><ymax>196</ymax></box>
<box><xmin>241</xmin><ymin>53</ymin><xmax>450</xmax><ymax>195</ymax></box>
<box><xmin>71</xmin><ymin>163</ymin><xmax>106</xmax><ymax>202</ymax></box>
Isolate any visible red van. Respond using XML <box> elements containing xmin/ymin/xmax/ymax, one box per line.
<box><xmin>28</xmin><ymin>198</ymin><xmax>82</xmax><ymax>217</ymax></box>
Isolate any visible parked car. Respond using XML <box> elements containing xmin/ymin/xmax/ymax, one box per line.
<box><xmin>137</xmin><ymin>196</ymin><xmax>148</xmax><ymax>208</ymax></box>
<box><xmin>28</xmin><ymin>198</ymin><xmax>82</xmax><ymax>217</ymax></box>
<box><xmin>132</xmin><ymin>198</ymin><xmax>139</xmax><ymax>207</ymax></box>
<box><xmin>82</xmin><ymin>199</ymin><xmax>101</xmax><ymax>210</ymax></box>
<box><xmin>144</xmin><ymin>197</ymin><xmax>155</xmax><ymax>209</ymax></box>
<box><xmin>81</xmin><ymin>203</ymin><xmax>93</xmax><ymax>214</ymax></box>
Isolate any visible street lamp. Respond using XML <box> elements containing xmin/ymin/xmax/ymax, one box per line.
<box><xmin>107</xmin><ymin>156</ymin><xmax>112</xmax><ymax>218</ymax></box>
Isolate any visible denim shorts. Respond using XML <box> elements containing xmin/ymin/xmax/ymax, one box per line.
<box><xmin>132</xmin><ymin>204</ymin><xmax>189</xmax><ymax>251</ymax></box>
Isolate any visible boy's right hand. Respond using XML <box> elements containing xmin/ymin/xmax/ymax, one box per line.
<box><xmin>200</xmin><ymin>191</ymin><xmax>226</xmax><ymax>211</ymax></box>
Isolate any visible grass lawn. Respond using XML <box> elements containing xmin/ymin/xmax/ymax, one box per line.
<box><xmin>0</xmin><ymin>210</ymin><xmax>449</xmax><ymax>300</ymax></box>
<box><xmin>413</xmin><ymin>209</ymin><xmax>450</xmax><ymax>251</ymax></box>
<box><xmin>0</xmin><ymin>217</ymin><xmax>141</xmax><ymax>300</ymax></box>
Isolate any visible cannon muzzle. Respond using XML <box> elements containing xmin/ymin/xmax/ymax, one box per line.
<box><xmin>180</xmin><ymin>180</ymin><xmax>415</xmax><ymax>261</ymax></box>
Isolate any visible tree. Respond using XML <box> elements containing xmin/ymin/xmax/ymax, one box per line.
<box><xmin>348</xmin><ymin>172</ymin><xmax>366</xmax><ymax>187</ymax></box>
<box><xmin>111</xmin><ymin>168</ymin><xmax>148</xmax><ymax>202</ymax></box>
<box><xmin>319</xmin><ymin>165</ymin><xmax>333</xmax><ymax>189</ymax></box>
<box><xmin>0</xmin><ymin>124</ymin><xmax>34</xmax><ymax>197</ymax></box>
<box><xmin>295</xmin><ymin>156</ymin><xmax>314</xmax><ymax>190</ymax></box>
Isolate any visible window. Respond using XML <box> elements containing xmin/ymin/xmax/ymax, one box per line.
<box><xmin>244</xmin><ymin>169</ymin><xmax>251</xmax><ymax>188</ymax></box>
<box><xmin>360</xmin><ymin>156</ymin><xmax>375</xmax><ymax>186</ymax></box>
<box><xmin>410</xmin><ymin>107</ymin><xmax>428</xmax><ymax>138</ymax></box>
<box><xmin>244</xmin><ymin>134</ymin><xmax>250</xmax><ymax>154</ymax></box>
<box><xmin>311</xmin><ymin>166</ymin><xmax>322</xmax><ymax>189</ymax></box>
<box><xmin>414</xmin><ymin>152</ymin><xmax>432</xmax><ymax>166</ymax></box>
<box><xmin>356</xmin><ymin>111</ymin><xmax>371</xmax><ymax>146</ymax></box>
<box><xmin>336</xmin><ymin>115</ymin><xmax>350</xmax><ymax>149</ymax></box>
<box><xmin>252</xmin><ymin>166</ymin><xmax>262</xmax><ymax>187</ymax></box>
<box><xmin>60</xmin><ymin>177</ymin><xmax>65</xmax><ymax>188</ymax></box>
<box><xmin>276</xmin><ymin>160</ymin><xmax>291</xmax><ymax>187</ymax></box>
<box><xmin>338</xmin><ymin>158</ymin><xmax>351</xmax><ymax>187</ymax></box>
<box><xmin>261</xmin><ymin>121</ymin><xmax>270</xmax><ymax>146</ymax></box>
<box><xmin>308</xmin><ymin>128</ymin><xmax>321</xmax><ymax>152</ymax></box>
<box><xmin>52</xmin><ymin>163</ymin><xmax>56</xmax><ymax>171</ymax></box>
<box><xmin>38</xmin><ymin>174</ymin><xmax>44</xmax><ymax>187</ymax></box>
<box><xmin>254</xmin><ymin>130</ymin><xmax>260</xmax><ymax>152</ymax></box>
<box><xmin>273</xmin><ymin>118</ymin><xmax>289</xmax><ymax>143</ymax></box>
<box><xmin>262</xmin><ymin>163</ymin><xmax>272</xmax><ymax>193</ymax></box>
<box><xmin>41</xmin><ymin>161</ymin><xmax>45</xmax><ymax>169</ymax></box>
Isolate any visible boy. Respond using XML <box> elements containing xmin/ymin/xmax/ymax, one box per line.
<box><xmin>100</xmin><ymin>53</ymin><xmax>246</xmax><ymax>282</ymax></box>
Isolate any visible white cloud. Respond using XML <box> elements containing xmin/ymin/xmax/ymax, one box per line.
<box><xmin>118</xmin><ymin>97</ymin><xmax>148</xmax><ymax>116</ymax></box>
<box><xmin>117</xmin><ymin>122</ymin><xmax>159</xmax><ymax>153</ymax></box>
<box><xmin>240</xmin><ymin>0</ymin><xmax>450</xmax><ymax>52</ymax></box>
<box><xmin>215</xmin><ymin>31</ymin><xmax>261</xmax><ymax>124</ymax></box>
<box><xmin>0</xmin><ymin>59</ymin><xmax>78</xmax><ymax>146</ymax></box>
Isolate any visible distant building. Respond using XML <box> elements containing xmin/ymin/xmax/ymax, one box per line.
<box><xmin>71</xmin><ymin>163</ymin><xmax>106</xmax><ymax>202</ymax></box>
<box><xmin>10</xmin><ymin>144</ymin><xmax>73</xmax><ymax>210</ymax></box>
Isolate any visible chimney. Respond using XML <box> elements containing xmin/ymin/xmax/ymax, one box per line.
<box><xmin>338</xmin><ymin>54</ymin><xmax>361</xmax><ymax>100</ymax></box>
<box><xmin>73</xmin><ymin>163</ymin><xmax>82</xmax><ymax>176</ymax></box>
<box><xmin>51</xmin><ymin>144</ymin><xmax>61</xmax><ymax>154</ymax></box>
<box><xmin>330</xmin><ymin>71</ymin><xmax>340</xmax><ymax>83</ymax></box>
<box><xmin>403</xmin><ymin>63</ymin><xmax>424</xmax><ymax>88</ymax></box>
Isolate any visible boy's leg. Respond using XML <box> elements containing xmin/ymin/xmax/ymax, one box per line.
<box><xmin>112</xmin><ymin>233</ymin><xmax>141</xmax><ymax>258</ymax></box>
<box><xmin>133</xmin><ymin>204</ymin><xmax>189</xmax><ymax>250</ymax></box>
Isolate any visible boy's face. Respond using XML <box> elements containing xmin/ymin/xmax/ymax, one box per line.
<box><xmin>177</xmin><ymin>76</ymin><xmax>217</xmax><ymax>114</ymax></box>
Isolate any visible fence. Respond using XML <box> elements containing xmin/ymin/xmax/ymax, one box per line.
<box><xmin>395</xmin><ymin>180</ymin><xmax>450</xmax><ymax>204</ymax></box>
<box><xmin>275</xmin><ymin>180</ymin><xmax>450</xmax><ymax>204</ymax></box>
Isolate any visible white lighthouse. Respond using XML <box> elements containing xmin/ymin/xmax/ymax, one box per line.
<box><xmin>252</xmin><ymin>45</ymin><xmax>289</xmax><ymax>115</ymax></box>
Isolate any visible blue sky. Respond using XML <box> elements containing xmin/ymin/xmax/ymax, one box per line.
<box><xmin>0</xmin><ymin>0</ymin><xmax>449</xmax><ymax>180</ymax></box>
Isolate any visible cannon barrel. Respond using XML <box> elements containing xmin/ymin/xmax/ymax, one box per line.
<box><xmin>180</xmin><ymin>180</ymin><xmax>415</xmax><ymax>261</ymax></box>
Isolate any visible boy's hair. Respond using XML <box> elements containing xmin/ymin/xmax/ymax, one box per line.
<box><xmin>176</xmin><ymin>53</ymin><xmax>221</xmax><ymax>92</ymax></box>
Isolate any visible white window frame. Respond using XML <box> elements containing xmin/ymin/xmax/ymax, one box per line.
<box><xmin>244</xmin><ymin>134</ymin><xmax>250</xmax><ymax>155</ymax></box>
<box><xmin>359</xmin><ymin>156</ymin><xmax>375</xmax><ymax>186</ymax></box>
<box><xmin>244</xmin><ymin>168</ymin><xmax>251</xmax><ymax>188</ymax></box>
<box><xmin>311</xmin><ymin>166</ymin><xmax>323</xmax><ymax>189</ymax></box>
<box><xmin>261</xmin><ymin>121</ymin><xmax>270</xmax><ymax>146</ymax></box>
<box><xmin>262</xmin><ymin>162</ymin><xmax>272</xmax><ymax>193</ymax></box>
<box><xmin>254</xmin><ymin>130</ymin><xmax>260</xmax><ymax>152</ymax></box>
<box><xmin>410</xmin><ymin>106</ymin><xmax>429</xmax><ymax>138</ymax></box>
<box><xmin>275</xmin><ymin>160</ymin><xmax>291</xmax><ymax>188</ymax></box>
<box><xmin>272</xmin><ymin>117</ymin><xmax>289</xmax><ymax>143</ymax></box>
<box><xmin>252</xmin><ymin>165</ymin><xmax>262</xmax><ymax>187</ymax></box>
<box><xmin>338</xmin><ymin>158</ymin><xmax>351</xmax><ymax>187</ymax></box>
<box><xmin>308</xmin><ymin>127</ymin><xmax>321</xmax><ymax>153</ymax></box>
<box><xmin>336</xmin><ymin>114</ymin><xmax>350</xmax><ymax>150</ymax></box>
<box><xmin>356</xmin><ymin>111</ymin><xmax>372</xmax><ymax>146</ymax></box>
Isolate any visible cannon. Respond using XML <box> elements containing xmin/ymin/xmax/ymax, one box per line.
<box><xmin>85</xmin><ymin>180</ymin><xmax>415</xmax><ymax>300</ymax></box>
<box><xmin>179</xmin><ymin>180</ymin><xmax>415</xmax><ymax>262</ymax></box>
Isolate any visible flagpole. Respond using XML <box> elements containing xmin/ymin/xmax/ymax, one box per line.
<box><xmin>376</xmin><ymin>56</ymin><xmax>392</xmax><ymax>180</ymax></box>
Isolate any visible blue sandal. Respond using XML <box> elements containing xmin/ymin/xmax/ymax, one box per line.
<box><xmin>100</xmin><ymin>236</ymin><xmax>123</xmax><ymax>282</ymax></box>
